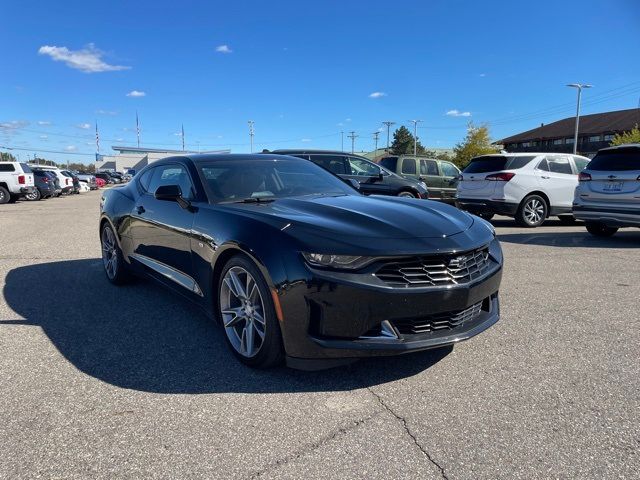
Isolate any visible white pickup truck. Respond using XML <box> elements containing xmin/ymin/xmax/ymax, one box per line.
<box><xmin>0</xmin><ymin>162</ymin><xmax>36</xmax><ymax>204</ymax></box>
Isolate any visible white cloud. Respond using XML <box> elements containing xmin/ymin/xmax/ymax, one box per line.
<box><xmin>301</xmin><ymin>138</ymin><xmax>312</xmax><ymax>142</ymax></box>
<box><xmin>337</xmin><ymin>122</ymin><xmax>344</xmax><ymax>127</ymax></box>
<box><xmin>215</xmin><ymin>45</ymin><xmax>232</xmax><ymax>54</ymax></box>
<box><xmin>64</xmin><ymin>145</ymin><xmax>77</xmax><ymax>151</ymax></box>
<box><xmin>479</xmin><ymin>73</ymin><xmax>487</xmax><ymax>77</ymax></box>
<box><xmin>37</xmin><ymin>120</ymin><xmax>52</xmax><ymax>126</ymax></box>
<box><xmin>39</xmin><ymin>135</ymin><xmax>48</xmax><ymax>139</ymax></box>
<box><xmin>345</xmin><ymin>118</ymin><xmax>352</xmax><ymax>122</ymax></box>
<box><xmin>369</xmin><ymin>91</ymin><xmax>387</xmax><ymax>98</ymax></box>
<box><xmin>446</xmin><ymin>109</ymin><xmax>472</xmax><ymax>117</ymax></box>
<box><xmin>76</xmin><ymin>123</ymin><xmax>91</xmax><ymax>129</ymax></box>
<box><xmin>38</xmin><ymin>44</ymin><xmax>130</xmax><ymax>73</ymax></box>
<box><xmin>115</xmin><ymin>137</ymin><xmax>124</xmax><ymax>142</ymax></box>
<box><xmin>126</xmin><ymin>90</ymin><xmax>146</xmax><ymax>97</ymax></box>
<box><xmin>0</xmin><ymin>120</ymin><xmax>28</xmax><ymax>130</ymax></box>
<box><xmin>377</xmin><ymin>127</ymin><xmax>384</xmax><ymax>132</ymax></box>
<box><xmin>96</xmin><ymin>109</ymin><xmax>117</xmax><ymax>115</ymax></box>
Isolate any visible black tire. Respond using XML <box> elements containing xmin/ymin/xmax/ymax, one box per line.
<box><xmin>7</xmin><ymin>194</ymin><xmax>18</xmax><ymax>204</ymax></box>
<box><xmin>585</xmin><ymin>222</ymin><xmax>618</xmax><ymax>237</ymax></box>
<box><xmin>397</xmin><ymin>190</ymin><xmax>417</xmax><ymax>198</ymax></box>
<box><xmin>0</xmin><ymin>186</ymin><xmax>9</xmax><ymax>204</ymax></box>
<box><xmin>25</xmin><ymin>189</ymin><xmax>41</xmax><ymax>201</ymax></box>
<box><xmin>100</xmin><ymin>222</ymin><xmax>131</xmax><ymax>285</ymax></box>
<box><xmin>479</xmin><ymin>213</ymin><xmax>494</xmax><ymax>221</ymax></box>
<box><xmin>558</xmin><ymin>215</ymin><xmax>576</xmax><ymax>225</ymax></box>
<box><xmin>218</xmin><ymin>255</ymin><xmax>284</xmax><ymax>368</ymax></box>
<box><xmin>515</xmin><ymin>194</ymin><xmax>548</xmax><ymax>228</ymax></box>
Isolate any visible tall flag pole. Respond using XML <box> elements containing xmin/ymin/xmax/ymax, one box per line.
<box><xmin>95</xmin><ymin>120</ymin><xmax>100</xmax><ymax>154</ymax></box>
<box><xmin>136</xmin><ymin>111</ymin><xmax>140</xmax><ymax>147</ymax></box>
<box><xmin>181</xmin><ymin>124</ymin><xmax>185</xmax><ymax>151</ymax></box>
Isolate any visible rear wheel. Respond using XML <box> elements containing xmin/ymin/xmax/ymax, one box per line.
<box><xmin>585</xmin><ymin>222</ymin><xmax>618</xmax><ymax>237</ymax></box>
<box><xmin>100</xmin><ymin>223</ymin><xmax>131</xmax><ymax>285</ymax></box>
<box><xmin>25</xmin><ymin>189</ymin><xmax>41</xmax><ymax>201</ymax></box>
<box><xmin>397</xmin><ymin>190</ymin><xmax>417</xmax><ymax>198</ymax></box>
<box><xmin>0</xmin><ymin>186</ymin><xmax>9</xmax><ymax>204</ymax></box>
<box><xmin>516</xmin><ymin>195</ymin><xmax>547</xmax><ymax>228</ymax></box>
<box><xmin>218</xmin><ymin>255</ymin><xmax>284</xmax><ymax>368</ymax></box>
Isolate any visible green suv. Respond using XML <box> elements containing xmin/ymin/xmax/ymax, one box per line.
<box><xmin>379</xmin><ymin>155</ymin><xmax>460</xmax><ymax>204</ymax></box>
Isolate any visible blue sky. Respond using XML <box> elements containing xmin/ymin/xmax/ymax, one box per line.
<box><xmin>1</xmin><ymin>0</ymin><xmax>640</xmax><ymax>164</ymax></box>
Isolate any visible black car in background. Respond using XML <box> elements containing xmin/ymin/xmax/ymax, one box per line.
<box><xmin>99</xmin><ymin>154</ymin><xmax>502</xmax><ymax>369</ymax></box>
<box><xmin>95</xmin><ymin>172</ymin><xmax>115</xmax><ymax>184</ymax></box>
<box><xmin>26</xmin><ymin>170</ymin><xmax>56</xmax><ymax>200</ymax></box>
<box><xmin>269</xmin><ymin>150</ymin><xmax>429</xmax><ymax>199</ymax></box>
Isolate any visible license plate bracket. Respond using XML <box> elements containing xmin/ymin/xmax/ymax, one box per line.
<box><xmin>604</xmin><ymin>182</ymin><xmax>623</xmax><ymax>192</ymax></box>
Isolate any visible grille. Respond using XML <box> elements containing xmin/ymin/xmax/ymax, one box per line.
<box><xmin>392</xmin><ymin>301</ymin><xmax>484</xmax><ymax>335</ymax></box>
<box><xmin>374</xmin><ymin>248</ymin><xmax>490</xmax><ymax>287</ymax></box>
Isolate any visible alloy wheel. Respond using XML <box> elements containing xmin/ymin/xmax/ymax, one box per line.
<box><xmin>398</xmin><ymin>191</ymin><xmax>416</xmax><ymax>198</ymax></box>
<box><xmin>220</xmin><ymin>266</ymin><xmax>266</xmax><ymax>358</ymax></box>
<box><xmin>101</xmin><ymin>226</ymin><xmax>118</xmax><ymax>280</ymax></box>
<box><xmin>523</xmin><ymin>198</ymin><xmax>545</xmax><ymax>225</ymax></box>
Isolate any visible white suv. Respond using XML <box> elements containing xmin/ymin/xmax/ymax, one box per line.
<box><xmin>456</xmin><ymin>153</ymin><xmax>590</xmax><ymax>227</ymax></box>
<box><xmin>573</xmin><ymin>144</ymin><xmax>640</xmax><ymax>237</ymax></box>
<box><xmin>0</xmin><ymin>162</ymin><xmax>36</xmax><ymax>204</ymax></box>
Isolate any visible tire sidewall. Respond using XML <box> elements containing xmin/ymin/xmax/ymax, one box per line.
<box><xmin>398</xmin><ymin>191</ymin><xmax>417</xmax><ymax>198</ymax></box>
<box><xmin>0</xmin><ymin>187</ymin><xmax>9</xmax><ymax>204</ymax></box>
<box><xmin>101</xmin><ymin>223</ymin><xmax>130</xmax><ymax>285</ymax></box>
<box><xmin>218</xmin><ymin>255</ymin><xmax>284</xmax><ymax>368</ymax></box>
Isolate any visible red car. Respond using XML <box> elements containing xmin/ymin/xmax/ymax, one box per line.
<box><xmin>95</xmin><ymin>177</ymin><xmax>107</xmax><ymax>188</ymax></box>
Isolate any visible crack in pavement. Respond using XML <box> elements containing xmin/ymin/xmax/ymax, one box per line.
<box><xmin>367</xmin><ymin>387</ymin><xmax>449</xmax><ymax>480</ymax></box>
<box><xmin>247</xmin><ymin>411</ymin><xmax>381</xmax><ymax>479</ymax></box>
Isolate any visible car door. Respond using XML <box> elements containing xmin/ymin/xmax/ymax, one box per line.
<box><xmin>439</xmin><ymin>161</ymin><xmax>460</xmax><ymax>201</ymax></box>
<box><xmin>535</xmin><ymin>155</ymin><xmax>577</xmax><ymax>210</ymax></box>
<box><xmin>342</xmin><ymin>156</ymin><xmax>388</xmax><ymax>195</ymax></box>
<box><xmin>129</xmin><ymin>163</ymin><xmax>198</xmax><ymax>287</ymax></box>
<box><xmin>419</xmin><ymin>159</ymin><xmax>443</xmax><ymax>199</ymax></box>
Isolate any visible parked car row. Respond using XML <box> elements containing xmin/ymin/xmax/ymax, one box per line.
<box><xmin>0</xmin><ymin>162</ymin><xmax>108</xmax><ymax>204</ymax></box>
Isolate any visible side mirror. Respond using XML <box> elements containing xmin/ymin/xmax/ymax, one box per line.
<box><xmin>346</xmin><ymin>178</ymin><xmax>361</xmax><ymax>190</ymax></box>
<box><xmin>155</xmin><ymin>184</ymin><xmax>192</xmax><ymax>210</ymax></box>
<box><xmin>376</xmin><ymin>169</ymin><xmax>384</xmax><ymax>181</ymax></box>
<box><xmin>155</xmin><ymin>184</ymin><xmax>183</xmax><ymax>201</ymax></box>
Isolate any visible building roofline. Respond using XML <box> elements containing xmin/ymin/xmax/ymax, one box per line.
<box><xmin>110</xmin><ymin>145</ymin><xmax>230</xmax><ymax>154</ymax></box>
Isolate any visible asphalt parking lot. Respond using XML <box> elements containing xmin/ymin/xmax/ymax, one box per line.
<box><xmin>1</xmin><ymin>190</ymin><xmax>638</xmax><ymax>479</ymax></box>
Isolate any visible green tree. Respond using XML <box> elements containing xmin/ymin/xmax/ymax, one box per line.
<box><xmin>452</xmin><ymin>122</ymin><xmax>499</xmax><ymax>168</ymax></box>
<box><xmin>390</xmin><ymin>126</ymin><xmax>426</xmax><ymax>155</ymax></box>
<box><xmin>610</xmin><ymin>124</ymin><xmax>640</xmax><ymax>146</ymax></box>
<box><xmin>1</xmin><ymin>152</ymin><xmax>17</xmax><ymax>162</ymax></box>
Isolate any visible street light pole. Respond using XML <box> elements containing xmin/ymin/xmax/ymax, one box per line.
<box><xmin>341</xmin><ymin>131</ymin><xmax>344</xmax><ymax>152</ymax></box>
<box><xmin>409</xmin><ymin>120</ymin><xmax>423</xmax><ymax>156</ymax></box>
<box><xmin>248</xmin><ymin>120</ymin><xmax>255</xmax><ymax>153</ymax></box>
<box><xmin>567</xmin><ymin>83</ymin><xmax>592</xmax><ymax>155</ymax></box>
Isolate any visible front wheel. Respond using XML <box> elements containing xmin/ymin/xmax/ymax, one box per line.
<box><xmin>0</xmin><ymin>186</ymin><xmax>9</xmax><ymax>204</ymax></box>
<box><xmin>585</xmin><ymin>222</ymin><xmax>618</xmax><ymax>237</ymax></box>
<box><xmin>397</xmin><ymin>190</ymin><xmax>417</xmax><ymax>198</ymax></box>
<box><xmin>218</xmin><ymin>255</ymin><xmax>284</xmax><ymax>368</ymax></box>
<box><xmin>516</xmin><ymin>195</ymin><xmax>547</xmax><ymax>228</ymax></box>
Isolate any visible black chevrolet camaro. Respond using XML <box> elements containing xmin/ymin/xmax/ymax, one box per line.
<box><xmin>99</xmin><ymin>154</ymin><xmax>503</xmax><ymax>369</ymax></box>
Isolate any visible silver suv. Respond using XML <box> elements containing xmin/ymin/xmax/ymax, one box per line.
<box><xmin>573</xmin><ymin>144</ymin><xmax>640</xmax><ymax>236</ymax></box>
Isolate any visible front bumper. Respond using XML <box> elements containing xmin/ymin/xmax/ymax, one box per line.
<box><xmin>456</xmin><ymin>198</ymin><xmax>518</xmax><ymax>216</ymax></box>
<box><xmin>278</xmin><ymin>257</ymin><xmax>502</xmax><ymax>360</ymax></box>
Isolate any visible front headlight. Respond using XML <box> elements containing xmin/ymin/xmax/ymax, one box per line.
<box><xmin>302</xmin><ymin>253</ymin><xmax>374</xmax><ymax>270</ymax></box>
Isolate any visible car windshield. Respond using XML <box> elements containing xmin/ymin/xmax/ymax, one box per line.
<box><xmin>380</xmin><ymin>157</ymin><xmax>398</xmax><ymax>171</ymax></box>
<box><xmin>198</xmin><ymin>158</ymin><xmax>355</xmax><ymax>203</ymax></box>
<box><xmin>463</xmin><ymin>155</ymin><xmax>536</xmax><ymax>173</ymax></box>
<box><xmin>587</xmin><ymin>148</ymin><xmax>640</xmax><ymax>171</ymax></box>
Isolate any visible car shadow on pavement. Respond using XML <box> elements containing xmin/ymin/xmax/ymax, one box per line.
<box><xmin>2</xmin><ymin>259</ymin><xmax>451</xmax><ymax>394</ymax></box>
<box><xmin>498</xmin><ymin>230</ymin><xmax>640</xmax><ymax>248</ymax></box>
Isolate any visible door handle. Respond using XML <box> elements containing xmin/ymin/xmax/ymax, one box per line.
<box><xmin>541</xmin><ymin>176</ymin><xmax>550</xmax><ymax>179</ymax></box>
<box><xmin>136</xmin><ymin>205</ymin><xmax>145</xmax><ymax>214</ymax></box>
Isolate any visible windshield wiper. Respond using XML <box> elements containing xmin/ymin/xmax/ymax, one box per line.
<box><xmin>236</xmin><ymin>197</ymin><xmax>276</xmax><ymax>204</ymax></box>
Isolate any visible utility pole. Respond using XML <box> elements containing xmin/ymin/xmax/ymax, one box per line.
<box><xmin>340</xmin><ymin>131</ymin><xmax>344</xmax><ymax>152</ymax></box>
<box><xmin>248</xmin><ymin>120</ymin><xmax>255</xmax><ymax>153</ymax></box>
<box><xmin>181</xmin><ymin>124</ymin><xmax>185</xmax><ymax>151</ymax></box>
<box><xmin>347</xmin><ymin>131</ymin><xmax>358</xmax><ymax>154</ymax></box>
<box><xmin>382</xmin><ymin>121</ymin><xmax>395</xmax><ymax>151</ymax></box>
<box><xmin>136</xmin><ymin>111</ymin><xmax>141</xmax><ymax>148</ymax></box>
<box><xmin>95</xmin><ymin>121</ymin><xmax>100</xmax><ymax>155</ymax></box>
<box><xmin>408</xmin><ymin>119</ymin><xmax>423</xmax><ymax>156</ymax></box>
<box><xmin>567</xmin><ymin>83</ymin><xmax>592</xmax><ymax>154</ymax></box>
<box><xmin>372</xmin><ymin>131</ymin><xmax>380</xmax><ymax>153</ymax></box>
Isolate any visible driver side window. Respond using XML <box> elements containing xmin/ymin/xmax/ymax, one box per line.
<box><xmin>147</xmin><ymin>164</ymin><xmax>194</xmax><ymax>199</ymax></box>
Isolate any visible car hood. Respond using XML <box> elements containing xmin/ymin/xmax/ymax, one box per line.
<box><xmin>219</xmin><ymin>194</ymin><xmax>473</xmax><ymax>239</ymax></box>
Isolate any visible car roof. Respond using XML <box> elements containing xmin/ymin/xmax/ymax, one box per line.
<box><xmin>165</xmin><ymin>153</ymin><xmax>317</xmax><ymax>164</ymax></box>
<box><xmin>268</xmin><ymin>149</ymin><xmax>373</xmax><ymax>160</ymax></box>
<box><xmin>474</xmin><ymin>152</ymin><xmax>589</xmax><ymax>158</ymax></box>
<box><xmin>597</xmin><ymin>143</ymin><xmax>640</xmax><ymax>152</ymax></box>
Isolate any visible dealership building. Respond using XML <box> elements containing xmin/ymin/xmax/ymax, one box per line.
<box><xmin>497</xmin><ymin>108</ymin><xmax>640</xmax><ymax>157</ymax></box>
<box><xmin>95</xmin><ymin>145</ymin><xmax>230</xmax><ymax>173</ymax></box>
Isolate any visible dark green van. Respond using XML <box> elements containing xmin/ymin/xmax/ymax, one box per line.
<box><xmin>379</xmin><ymin>155</ymin><xmax>460</xmax><ymax>204</ymax></box>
